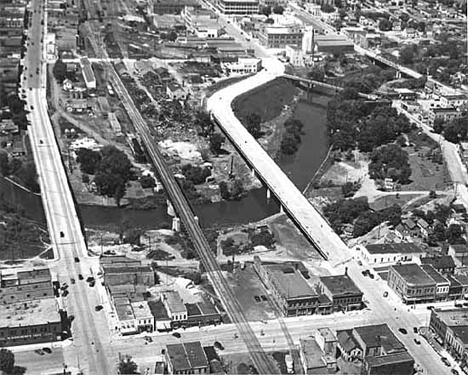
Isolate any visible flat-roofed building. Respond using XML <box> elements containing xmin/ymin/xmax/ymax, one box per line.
<box><xmin>79</xmin><ymin>57</ymin><xmax>96</xmax><ymax>90</ymax></box>
<box><xmin>258</xmin><ymin>26</ymin><xmax>303</xmax><ymax>48</ymax></box>
<box><xmin>440</xmin><ymin>94</ymin><xmax>468</xmax><ymax>109</ymax></box>
<box><xmin>153</xmin><ymin>0</ymin><xmax>201</xmax><ymax>15</ymax></box>
<box><xmin>217</xmin><ymin>0</ymin><xmax>259</xmax><ymax>15</ymax></box>
<box><xmin>0</xmin><ymin>298</ymin><xmax>64</xmax><ymax>346</ymax></box>
<box><xmin>357</xmin><ymin>242</ymin><xmax>424</xmax><ymax>266</ymax></box>
<box><xmin>430</xmin><ymin>308</ymin><xmax>468</xmax><ymax>352</ymax></box>
<box><xmin>314</xmin><ymin>36</ymin><xmax>354</xmax><ymax>54</ymax></box>
<box><xmin>0</xmin><ymin>267</ymin><xmax>54</xmax><ymax>304</ymax></box>
<box><xmin>115</xmin><ymin>297</ymin><xmax>137</xmax><ymax>335</ymax></box>
<box><xmin>131</xmin><ymin>301</ymin><xmax>154</xmax><ymax>332</ymax></box>
<box><xmin>185</xmin><ymin>300</ymin><xmax>225</xmax><ymax>327</ymax></box>
<box><xmin>429</xmin><ymin>107</ymin><xmax>463</xmax><ymax>126</ymax></box>
<box><xmin>421</xmin><ymin>264</ymin><xmax>449</xmax><ymax>301</ymax></box>
<box><xmin>148</xmin><ymin>299</ymin><xmax>172</xmax><ymax>331</ymax></box>
<box><xmin>318</xmin><ymin>273</ymin><xmax>363</xmax><ymax>312</ymax></box>
<box><xmin>254</xmin><ymin>258</ymin><xmax>321</xmax><ymax>316</ymax></box>
<box><xmin>166</xmin><ymin>341</ymin><xmax>209</xmax><ymax>374</ymax></box>
<box><xmin>299</xmin><ymin>338</ymin><xmax>328</xmax><ymax>374</ymax></box>
<box><xmin>162</xmin><ymin>291</ymin><xmax>188</xmax><ymax>325</ymax></box>
<box><xmin>103</xmin><ymin>265</ymin><xmax>155</xmax><ymax>286</ymax></box>
<box><xmin>421</xmin><ymin>255</ymin><xmax>456</xmax><ymax>275</ymax></box>
<box><xmin>223</xmin><ymin>57</ymin><xmax>262</xmax><ymax>75</ymax></box>
<box><xmin>387</xmin><ymin>263</ymin><xmax>436</xmax><ymax>304</ymax></box>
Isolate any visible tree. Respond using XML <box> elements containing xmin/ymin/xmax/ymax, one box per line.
<box><xmin>433</xmin><ymin>118</ymin><xmax>445</xmax><ymax>134</ymax></box>
<box><xmin>399</xmin><ymin>45</ymin><xmax>415</xmax><ymax>65</ymax></box>
<box><xmin>0</xmin><ymin>349</ymin><xmax>17</xmax><ymax>374</ymax></box>
<box><xmin>209</xmin><ymin>133</ymin><xmax>225</xmax><ymax>155</ymax></box>
<box><xmin>124</xmin><ymin>227</ymin><xmax>142</xmax><ymax>246</ymax></box>
<box><xmin>195</xmin><ymin>111</ymin><xmax>214</xmax><ymax>137</ymax></box>
<box><xmin>272</xmin><ymin>5</ymin><xmax>284</xmax><ymax>14</ymax></box>
<box><xmin>0</xmin><ymin>151</ymin><xmax>10</xmax><ymax>176</ymax></box>
<box><xmin>219</xmin><ymin>181</ymin><xmax>230</xmax><ymax>200</ymax></box>
<box><xmin>434</xmin><ymin>204</ymin><xmax>451</xmax><ymax>225</ymax></box>
<box><xmin>140</xmin><ymin>175</ymin><xmax>155</xmax><ymax>189</ymax></box>
<box><xmin>245</xmin><ymin>113</ymin><xmax>262</xmax><ymax>139</ymax></box>
<box><xmin>182</xmin><ymin>164</ymin><xmax>211</xmax><ymax>185</ymax></box>
<box><xmin>260</xmin><ymin>5</ymin><xmax>271</xmax><ymax>16</ymax></box>
<box><xmin>307</xmin><ymin>67</ymin><xmax>325</xmax><ymax>82</ymax></box>
<box><xmin>167</xmin><ymin>31</ymin><xmax>178</xmax><ymax>42</ymax></box>
<box><xmin>320</xmin><ymin>3</ymin><xmax>335</xmax><ymax>12</ymax></box>
<box><xmin>280</xmin><ymin>132</ymin><xmax>300</xmax><ymax>155</ymax></box>
<box><xmin>17</xmin><ymin>162</ymin><xmax>40</xmax><ymax>193</ymax></box>
<box><xmin>446</xmin><ymin>224</ymin><xmax>464</xmax><ymax>245</ymax></box>
<box><xmin>114</xmin><ymin>182</ymin><xmax>126</xmax><ymax>207</ymax></box>
<box><xmin>52</xmin><ymin>59</ymin><xmax>67</xmax><ymax>83</ymax></box>
<box><xmin>76</xmin><ymin>148</ymin><xmax>102</xmax><ymax>175</ymax></box>
<box><xmin>118</xmin><ymin>355</ymin><xmax>138</xmax><ymax>374</ymax></box>
<box><xmin>368</xmin><ymin>144</ymin><xmax>412</xmax><ymax>184</ymax></box>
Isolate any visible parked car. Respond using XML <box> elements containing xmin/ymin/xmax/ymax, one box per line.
<box><xmin>398</xmin><ymin>328</ymin><xmax>407</xmax><ymax>335</ymax></box>
<box><xmin>414</xmin><ymin>339</ymin><xmax>421</xmax><ymax>345</ymax></box>
<box><xmin>214</xmin><ymin>341</ymin><xmax>224</xmax><ymax>350</ymax></box>
<box><xmin>34</xmin><ymin>349</ymin><xmax>44</xmax><ymax>356</ymax></box>
<box><xmin>42</xmin><ymin>347</ymin><xmax>52</xmax><ymax>354</ymax></box>
<box><xmin>413</xmin><ymin>327</ymin><xmax>418</xmax><ymax>334</ymax></box>
<box><xmin>89</xmin><ymin>280</ymin><xmax>95</xmax><ymax>287</ymax></box>
<box><xmin>74</xmin><ymin>257</ymin><xmax>80</xmax><ymax>263</ymax></box>
<box><xmin>383</xmin><ymin>291</ymin><xmax>388</xmax><ymax>298</ymax></box>
<box><xmin>71</xmin><ymin>278</ymin><xmax>75</xmax><ymax>284</ymax></box>
<box><xmin>172</xmin><ymin>332</ymin><xmax>181</xmax><ymax>339</ymax></box>
<box><xmin>254</xmin><ymin>296</ymin><xmax>261</xmax><ymax>303</ymax></box>
<box><xmin>144</xmin><ymin>336</ymin><xmax>153</xmax><ymax>342</ymax></box>
<box><xmin>86</xmin><ymin>276</ymin><xmax>95</xmax><ymax>283</ymax></box>
<box><xmin>451</xmin><ymin>369</ymin><xmax>459</xmax><ymax>375</ymax></box>
<box><xmin>441</xmin><ymin>357</ymin><xmax>450</xmax><ymax>366</ymax></box>
<box><xmin>78</xmin><ymin>274</ymin><xmax>84</xmax><ymax>280</ymax></box>
<box><xmin>95</xmin><ymin>305</ymin><xmax>103</xmax><ymax>312</ymax></box>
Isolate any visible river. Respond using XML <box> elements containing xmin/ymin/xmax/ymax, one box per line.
<box><xmin>1</xmin><ymin>92</ymin><xmax>330</xmax><ymax>230</ymax></box>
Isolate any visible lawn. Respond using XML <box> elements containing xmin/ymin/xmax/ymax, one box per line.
<box><xmin>232</xmin><ymin>78</ymin><xmax>298</xmax><ymax>123</ymax></box>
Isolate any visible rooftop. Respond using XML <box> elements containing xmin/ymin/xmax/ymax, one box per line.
<box><xmin>100</xmin><ymin>255</ymin><xmax>142</xmax><ymax>267</ymax></box>
<box><xmin>365</xmin><ymin>243</ymin><xmax>423</xmax><ymax>255</ymax></box>
<box><xmin>131</xmin><ymin>301</ymin><xmax>152</xmax><ymax>319</ymax></box>
<box><xmin>166</xmin><ymin>342</ymin><xmax>208</xmax><ymax>372</ymax></box>
<box><xmin>162</xmin><ymin>291</ymin><xmax>187</xmax><ymax>314</ymax></box>
<box><xmin>421</xmin><ymin>264</ymin><xmax>448</xmax><ymax>285</ymax></box>
<box><xmin>115</xmin><ymin>297</ymin><xmax>134</xmax><ymax>321</ymax></box>
<box><xmin>337</xmin><ymin>329</ymin><xmax>359</xmax><ymax>352</ymax></box>
<box><xmin>390</xmin><ymin>263</ymin><xmax>436</xmax><ymax>286</ymax></box>
<box><xmin>0</xmin><ymin>298</ymin><xmax>60</xmax><ymax>327</ymax></box>
<box><xmin>148</xmin><ymin>299</ymin><xmax>170</xmax><ymax>320</ymax></box>
<box><xmin>299</xmin><ymin>338</ymin><xmax>327</xmax><ymax>370</ymax></box>
<box><xmin>354</xmin><ymin>324</ymin><xmax>406</xmax><ymax>354</ymax></box>
<box><xmin>266</xmin><ymin>264</ymin><xmax>317</xmax><ymax>300</ymax></box>
<box><xmin>102</xmin><ymin>265</ymin><xmax>153</xmax><ymax>274</ymax></box>
<box><xmin>263</xmin><ymin>26</ymin><xmax>304</xmax><ymax>35</ymax></box>
<box><xmin>365</xmin><ymin>351</ymin><xmax>415</xmax><ymax>368</ymax></box>
<box><xmin>320</xmin><ymin>274</ymin><xmax>363</xmax><ymax>297</ymax></box>
<box><xmin>421</xmin><ymin>255</ymin><xmax>456</xmax><ymax>270</ymax></box>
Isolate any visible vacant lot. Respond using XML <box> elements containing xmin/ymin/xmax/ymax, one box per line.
<box><xmin>226</xmin><ymin>264</ymin><xmax>276</xmax><ymax>321</ymax></box>
<box><xmin>232</xmin><ymin>78</ymin><xmax>298</xmax><ymax>123</ymax></box>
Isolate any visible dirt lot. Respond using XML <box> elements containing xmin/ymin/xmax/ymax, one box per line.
<box><xmin>225</xmin><ymin>264</ymin><xmax>277</xmax><ymax>321</ymax></box>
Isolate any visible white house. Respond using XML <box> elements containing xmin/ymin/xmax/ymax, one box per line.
<box><xmin>285</xmin><ymin>45</ymin><xmax>304</xmax><ymax>67</ymax></box>
<box><xmin>223</xmin><ymin>57</ymin><xmax>262</xmax><ymax>76</ymax></box>
<box><xmin>356</xmin><ymin>243</ymin><xmax>424</xmax><ymax>266</ymax></box>
<box><xmin>162</xmin><ymin>291</ymin><xmax>187</xmax><ymax>323</ymax></box>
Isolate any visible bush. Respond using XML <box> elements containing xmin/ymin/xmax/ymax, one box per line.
<box><xmin>181</xmin><ymin>164</ymin><xmax>211</xmax><ymax>185</ymax></box>
<box><xmin>249</xmin><ymin>228</ymin><xmax>275</xmax><ymax>248</ymax></box>
<box><xmin>140</xmin><ymin>175</ymin><xmax>155</xmax><ymax>189</ymax></box>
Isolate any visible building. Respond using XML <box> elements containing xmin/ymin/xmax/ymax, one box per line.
<box><xmin>353</xmin><ymin>324</ymin><xmax>415</xmax><ymax>375</ymax></box>
<box><xmin>421</xmin><ymin>255</ymin><xmax>456</xmax><ymax>275</ymax></box>
<box><xmin>0</xmin><ymin>298</ymin><xmax>64</xmax><ymax>346</ymax></box>
<box><xmin>337</xmin><ymin>329</ymin><xmax>362</xmax><ymax>361</ymax></box>
<box><xmin>387</xmin><ymin>263</ymin><xmax>436</xmax><ymax>304</ymax></box>
<box><xmin>166</xmin><ymin>341</ymin><xmax>209</xmax><ymax>374</ymax></box>
<box><xmin>114</xmin><ymin>297</ymin><xmax>155</xmax><ymax>335</ymax></box>
<box><xmin>318</xmin><ymin>273</ymin><xmax>363</xmax><ymax>312</ymax></box>
<box><xmin>153</xmin><ymin>0</ymin><xmax>200</xmax><ymax>15</ymax></box>
<box><xmin>79</xmin><ymin>57</ymin><xmax>96</xmax><ymax>90</ymax></box>
<box><xmin>108</xmin><ymin>112</ymin><xmax>122</xmax><ymax>136</ymax></box>
<box><xmin>447</xmin><ymin>274</ymin><xmax>468</xmax><ymax>300</ymax></box>
<box><xmin>182</xmin><ymin>6</ymin><xmax>220</xmax><ymax>37</ymax></box>
<box><xmin>162</xmin><ymin>291</ymin><xmax>188</xmax><ymax>325</ymax></box>
<box><xmin>148</xmin><ymin>299</ymin><xmax>172</xmax><ymax>331</ymax></box>
<box><xmin>0</xmin><ymin>118</ymin><xmax>19</xmax><ymax>135</ymax></box>
<box><xmin>166</xmin><ymin>82</ymin><xmax>187</xmax><ymax>100</ymax></box>
<box><xmin>223</xmin><ymin>57</ymin><xmax>262</xmax><ymax>75</ymax></box>
<box><xmin>0</xmin><ymin>268</ymin><xmax>54</xmax><ymax>304</ymax></box>
<box><xmin>440</xmin><ymin>94</ymin><xmax>468</xmax><ymax>109</ymax></box>
<box><xmin>314</xmin><ymin>35</ymin><xmax>354</xmax><ymax>54</ymax></box>
<box><xmin>285</xmin><ymin>45</ymin><xmax>304</xmax><ymax>66</ymax></box>
<box><xmin>254</xmin><ymin>258</ymin><xmax>322</xmax><ymax>316</ymax></box>
<box><xmin>131</xmin><ymin>301</ymin><xmax>154</xmax><ymax>332</ymax></box>
<box><xmin>298</xmin><ymin>338</ymin><xmax>328</xmax><ymax>374</ymax></box>
<box><xmin>429</xmin><ymin>107</ymin><xmax>463</xmax><ymax>126</ymax></box>
<box><xmin>216</xmin><ymin>0</ymin><xmax>259</xmax><ymax>15</ymax></box>
<box><xmin>421</xmin><ymin>264</ymin><xmax>449</xmax><ymax>301</ymax></box>
<box><xmin>357</xmin><ymin>242</ymin><xmax>424</xmax><ymax>266</ymax></box>
<box><xmin>258</xmin><ymin>26</ymin><xmax>304</xmax><ymax>49</ymax></box>
<box><xmin>430</xmin><ymin>308</ymin><xmax>468</xmax><ymax>354</ymax></box>
<box><xmin>101</xmin><ymin>256</ymin><xmax>155</xmax><ymax>286</ymax></box>
<box><xmin>185</xmin><ymin>301</ymin><xmax>224</xmax><ymax>327</ymax></box>
<box><xmin>449</xmin><ymin>244</ymin><xmax>468</xmax><ymax>268</ymax></box>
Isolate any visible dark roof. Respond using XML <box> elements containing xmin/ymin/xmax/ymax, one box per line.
<box><xmin>184</xmin><ymin>342</ymin><xmax>209</xmax><ymax>369</ymax></box>
<box><xmin>450</xmin><ymin>326</ymin><xmax>468</xmax><ymax>345</ymax></box>
<box><xmin>421</xmin><ymin>255</ymin><xmax>455</xmax><ymax>270</ymax></box>
<box><xmin>365</xmin><ymin>351</ymin><xmax>415</xmax><ymax>371</ymax></box>
<box><xmin>198</xmin><ymin>301</ymin><xmax>218</xmax><ymax>315</ymax></box>
<box><xmin>390</xmin><ymin>264</ymin><xmax>436</xmax><ymax>286</ymax></box>
<box><xmin>421</xmin><ymin>264</ymin><xmax>448</xmax><ymax>285</ymax></box>
<box><xmin>203</xmin><ymin>346</ymin><xmax>220</xmax><ymax>362</ymax></box>
<box><xmin>354</xmin><ymin>324</ymin><xmax>406</xmax><ymax>353</ymax></box>
<box><xmin>337</xmin><ymin>329</ymin><xmax>359</xmax><ymax>352</ymax></box>
<box><xmin>402</xmin><ymin>218</ymin><xmax>417</xmax><ymax>230</ymax></box>
<box><xmin>185</xmin><ymin>303</ymin><xmax>202</xmax><ymax>317</ymax></box>
<box><xmin>166</xmin><ymin>344</ymin><xmax>191</xmax><ymax>372</ymax></box>
<box><xmin>451</xmin><ymin>244</ymin><xmax>468</xmax><ymax>254</ymax></box>
<box><xmin>148</xmin><ymin>300</ymin><xmax>170</xmax><ymax>320</ymax></box>
<box><xmin>320</xmin><ymin>274</ymin><xmax>363</xmax><ymax>297</ymax></box>
<box><xmin>266</xmin><ymin>264</ymin><xmax>317</xmax><ymax>300</ymax></box>
<box><xmin>365</xmin><ymin>243</ymin><xmax>422</xmax><ymax>255</ymax></box>
<box><xmin>103</xmin><ymin>265</ymin><xmax>153</xmax><ymax>274</ymax></box>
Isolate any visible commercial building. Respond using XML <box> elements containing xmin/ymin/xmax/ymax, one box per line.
<box><xmin>421</xmin><ymin>264</ymin><xmax>450</xmax><ymax>301</ymax></box>
<box><xmin>148</xmin><ymin>299</ymin><xmax>172</xmax><ymax>331</ymax></box>
<box><xmin>387</xmin><ymin>263</ymin><xmax>436</xmax><ymax>304</ymax></box>
<box><xmin>165</xmin><ymin>341</ymin><xmax>209</xmax><ymax>374</ymax></box>
<box><xmin>318</xmin><ymin>273</ymin><xmax>363</xmax><ymax>312</ymax></box>
<box><xmin>0</xmin><ymin>267</ymin><xmax>54</xmax><ymax>304</ymax></box>
<box><xmin>421</xmin><ymin>255</ymin><xmax>456</xmax><ymax>275</ymax></box>
<box><xmin>182</xmin><ymin>6</ymin><xmax>220</xmax><ymax>37</ymax></box>
<box><xmin>185</xmin><ymin>301</ymin><xmax>224</xmax><ymax>327</ymax></box>
<box><xmin>79</xmin><ymin>57</ymin><xmax>96</xmax><ymax>90</ymax></box>
<box><xmin>0</xmin><ymin>298</ymin><xmax>64</xmax><ymax>346</ymax></box>
<box><xmin>223</xmin><ymin>57</ymin><xmax>262</xmax><ymax>75</ymax></box>
<box><xmin>314</xmin><ymin>35</ymin><xmax>354</xmax><ymax>55</ymax></box>
<box><xmin>101</xmin><ymin>256</ymin><xmax>155</xmax><ymax>286</ymax></box>
<box><xmin>166</xmin><ymin>82</ymin><xmax>187</xmax><ymax>100</ymax></box>
<box><xmin>430</xmin><ymin>308</ymin><xmax>468</xmax><ymax>363</ymax></box>
<box><xmin>153</xmin><ymin>0</ymin><xmax>200</xmax><ymax>15</ymax></box>
<box><xmin>216</xmin><ymin>0</ymin><xmax>259</xmax><ymax>15</ymax></box>
<box><xmin>440</xmin><ymin>94</ymin><xmax>468</xmax><ymax>109</ymax></box>
<box><xmin>114</xmin><ymin>298</ymin><xmax>154</xmax><ymax>335</ymax></box>
<box><xmin>254</xmin><ymin>258</ymin><xmax>322</xmax><ymax>316</ymax></box>
<box><xmin>299</xmin><ymin>327</ymin><xmax>338</xmax><ymax>373</ymax></box>
<box><xmin>162</xmin><ymin>291</ymin><xmax>188</xmax><ymax>325</ymax></box>
<box><xmin>356</xmin><ymin>242</ymin><xmax>424</xmax><ymax>266</ymax></box>
<box><xmin>285</xmin><ymin>45</ymin><xmax>304</xmax><ymax>66</ymax></box>
<box><xmin>258</xmin><ymin>26</ymin><xmax>304</xmax><ymax>49</ymax></box>
<box><xmin>338</xmin><ymin>324</ymin><xmax>415</xmax><ymax>375</ymax></box>
<box><xmin>428</xmin><ymin>107</ymin><xmax>463</xmax><ymax>126</ymax></box>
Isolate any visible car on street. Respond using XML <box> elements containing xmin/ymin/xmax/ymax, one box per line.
<box><xmin>398</xmin><ymin>328</ymin><xmax>407</xmax><ymax>335</ymax></box>
<box><xmin>172</xmin><ymin>332</ymin><xmax>181</xmax><ymax>338</ymax></box>
<box><xmin>74</xmin><ymin>257</ymin><xmax>80</xmax><ymax>263</ymax></box>
<box><xmin>62</xmin><ymin>289</ymin><xmax>69</xmax><ymax>297</ymax></box>
<box><xmin>451</xmin><ymin>369</ymin><xmax>459</xmax><ymax>375</ymax></box>
<box><xmin>383</xmin><ymin>291</ymin><xmax>388</xmax><ymax>298</ymax></box>
<box><xmin>144</xmin><ymin>336</ymin><xmax>153</xmax><ymax>342</ymax></box>
<box><xmin>414</xmin><ymin>339</ymin><xmax>421</xmax><ymax>345</ymax></box>
<box><xmin>86</xmin><ymin>276</ymin><xmax>95</xmax><ymax>283</ymax></box>
<box><xmin>413</xmin><ymin>327</ymin><xmax>418</xmax><ymax>334</ymax></box>
<box><xmin>254</xmin><ymin>296</ymin><xmax>261</xmax><ymax>302</ymax></box>
<box><xmin>30</xmin><ymin>105</ymin><xmax>34</xmax><ymax>109</ymax></box>
<box><xmin>60</xmin><ymin>231</ymin><xmax>64</xmax><ymax>238</ymax></box>
<box><xmin>357</xmin><ymin>260</ymin><xmax>362</xmax><ymax>266</ymax></box>
<box><xmin>78</xmin><ymin>274</ymin><xmax>83</xmax><ymax>280</ymax></box>
<box><xmin>427</xmin><ymin>306</ymin><xmax>434</xmax><ymax>310</ymax></box>
<box><xmin>441</xmin><ymin>357</ymin><xmax>451</xmax><ymax>366</ymax></box>
<box><xmin>89</xmin><ymin>280</ymin><xmax>95</xmax><ymax>287</ymax></box>
<box><xmin>42</xmin><ymin>347</ymin><xmax>52</xmax><ymax>354</ymax></box>
<box><xmin>261</xmin><ymin>295</ymin><xmax>267</xmax><ymax>301</ymax></box>
<box><xmin>34</xmin><ymin>349</ymin><xmax>44</xmax><ymax>355</ymax></box>
<box><xmin>368</xmin><ymin>272</ymin><xmax>375</xmax><ymax>279</ymax></box>
<box><xmin>214</xmin><ymin>341</ymin><xmax>224</xmax><ymax>350</ymax></box>
<box><xmin>39</xmin><ymin>139</ymin><xmax>43</xmax><ymax>144</ymax></box>
<box><xmin>95</xmin><ymin>305</ymin><xmax>103</xmax><ymax>312</ymax></box>
<box><xmin>71</xmin><ymin>278</ymin><xmax>75</xmax><ymax>284</ymax></box>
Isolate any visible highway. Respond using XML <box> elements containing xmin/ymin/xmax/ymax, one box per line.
<box><xmin>21</xmin><ymin>0</ymin><xmax>113</xmax><ymax>373</ymax></box>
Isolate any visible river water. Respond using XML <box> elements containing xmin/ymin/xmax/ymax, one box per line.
<box><xmin>1</xmin><ymin>92</ymin><xmax>330</xmax><ymax>230</ymax></box>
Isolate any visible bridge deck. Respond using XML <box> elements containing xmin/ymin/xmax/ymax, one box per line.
<box><xmin>207</xmin><ymin>63</ymin><xmax>351</xmax><ymax>265</ymax></box>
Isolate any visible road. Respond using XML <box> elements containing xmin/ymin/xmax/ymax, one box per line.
<box><xmin>20</xmin><ymin>0</ymin><xmax>113</xmax><ymax>373</ymax></box>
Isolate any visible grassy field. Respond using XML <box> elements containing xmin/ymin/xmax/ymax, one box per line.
<box><xmin>232</xmin><ymin>78</ymin><xmax>298</xmax><ymax>123</ymax></box>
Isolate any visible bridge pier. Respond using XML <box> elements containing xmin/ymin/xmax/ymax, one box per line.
<box><xmin>279</xmin><ymin>205</ymin><xmax>284</xmax><ymax>214</ymax></box>
<box><xmin>396</xmin><ymin>71</ymin><xmax>401</xmax><ymax>79</ymax></box>
<box><xmin>251</xmin><ymin>168</ymin><xmax>255</xmax><ymax>178</ymax></box>
<box><xmin>167</xmin><ymin>199</ymin><xmax>175</xmax><ymax>216</ymax></box>
<box><xmin>172</xmin><ymin>217</ymin><xmax>181</xmax><ymax>232</ymax></box>
<box><xmin>266</xmin><ymin>187</ymin><xmax>271</xmax><ymax>200</ymax></box>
